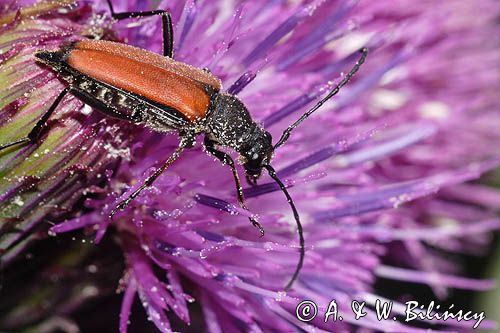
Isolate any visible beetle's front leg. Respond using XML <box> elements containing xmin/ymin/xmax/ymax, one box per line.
<box><xmin>204</xmin><ymin>136</ymin><xmax>264</xmax><ymax>236</ymax></box>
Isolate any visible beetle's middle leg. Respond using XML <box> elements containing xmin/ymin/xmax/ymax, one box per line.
<box><xmin>204</xmin><ymin>137</ymin><xmax>265</xmax><ymax>237</ymax></box>
<box><xmin>110</xmin><ymin>138</ymin><xmax>188</xmax><ymax>218</ymax></box>
<box><xmin>105</xmin><ymin>0</ymin><xmax>174</xmax><ymax>58</ymax></box>
<box><xmin>0</xmin><ymin>87</ymin><xmax>70</xmax><ymax>152</ymax></box>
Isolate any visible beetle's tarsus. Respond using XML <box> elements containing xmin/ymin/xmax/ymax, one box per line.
<box><xmin>107</xmin><ymin>140</ymin><xmax>186</xmax><ymax>220</ymax></box>
<box><xmin>109</xmin><ymin>209</ymin><xmax>117</xmax><ymax>220</ymax></box>
<box><xmin>109</xmin><ymin>201</ymin><xmax>128</xmax><ymax>219</ymax></box>
<box><xmin>204</xmin><ymin>137</ymin><xmax>266</xmax><ymax>235</ymax></box>
<box><xmin>0</xmin><ymin>138</ymin><xmax>30</xmax><ymax>152</ymax></box>
<box><xmin>251</xmin><ymin>219</ymin><xmax>265</xmax><ymax>237</ymax></box>
<box><xmin>0</xmin><ymin>88</ymin><xmax>69</xmax><ymax>153</ymax></box>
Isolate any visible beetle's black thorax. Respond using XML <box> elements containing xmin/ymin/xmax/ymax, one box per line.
<box><xmin>205</xmin><ymin>93</ymin><xmax>273</xmax><ymax>169</ymax></box>
<box><xmin>206</xmin><ymin>94</ymin><xmax>262</xmax><ymax>150</ymax></box>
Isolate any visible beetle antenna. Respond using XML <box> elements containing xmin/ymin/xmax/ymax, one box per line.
<box><xmin>263</xmin><ymin>164</ymin><xmax>304</xmax><ymax>291</ymax></box>
<box><xmin>274</xmin><ymin>47</ymin><xmax>368</xmax><ymax>150</ymax></box>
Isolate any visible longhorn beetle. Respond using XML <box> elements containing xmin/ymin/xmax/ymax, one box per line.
<box><xmin>0</xmin><ymin>1</ymin><xmax>368</xmax><ymax>290</ymax></box>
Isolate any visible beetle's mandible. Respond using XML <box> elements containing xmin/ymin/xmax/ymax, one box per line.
<box><xmin>0</xmin><ymin>0</ymin><xmax>368</xmax><ymax>290</ymax></box>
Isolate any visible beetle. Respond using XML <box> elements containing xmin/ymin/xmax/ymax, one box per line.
<box><xmin>0</xmin><ymin>1</ymin><xmax>368</xmax><ymax>290</ymax></box>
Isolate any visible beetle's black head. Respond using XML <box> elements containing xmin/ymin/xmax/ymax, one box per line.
<box><xmin>241</xmin><ymin>130</ymin><xmax>273</xmax><ymax>184</ymax></box>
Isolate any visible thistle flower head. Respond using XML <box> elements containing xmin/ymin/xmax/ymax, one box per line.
<box><xmin>1</xmin><ymin>1</ymin><xmax>500</xmax><ymax>332</ymax></box>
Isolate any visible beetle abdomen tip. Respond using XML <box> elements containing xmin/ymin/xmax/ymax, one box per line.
<box><xmin>34</xmin><ymin>50</ymin><xmax>64</xmax><ymax>65</ymax></box>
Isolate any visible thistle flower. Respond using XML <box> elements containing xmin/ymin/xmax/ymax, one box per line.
<box><xmin>1</xmin><ymin>1</ymin><xmax>499</xmax><ymax>332</ymax></box>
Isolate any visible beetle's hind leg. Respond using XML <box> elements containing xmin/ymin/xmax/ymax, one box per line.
<box><xmin>105</xmin><ymin>0</ymin><xmax>174</xmax><ymax>58</ymax></box>
<box><xmin>204</xmin><ymin>137</ymin><xmax>265</xmax><ymax>237</ymax></box>
<box><xmin>0</xmin><ymin>88</ymin><xmax>70</xmax><ymax>152</ymax></box>
<box><xmin>110</xmin><ymin>138</ymin><xmax>187</xmax><ymax>219</ymax></box>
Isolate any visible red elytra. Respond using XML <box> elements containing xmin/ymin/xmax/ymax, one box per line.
<box><xmin>67</xmin><ymin>40</ymin><xmax>222</xmax><ymax>122</ymax></box>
